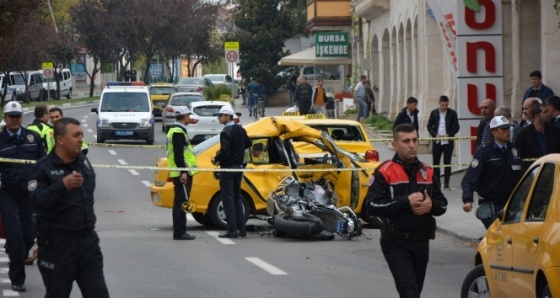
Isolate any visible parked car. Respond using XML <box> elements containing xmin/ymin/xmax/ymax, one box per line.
<box><xmin>202</xmin><ymin>74</ymin><xmax>239</xmax><ymax>97</ymax></box>
<box><xmin>8</xmin><ymin>70</ymin><xmax>44</xmax><ymax>103</ymax></box>
<box><xmin>182</xmin><ymin>101</ymin><xmax>240</xmax><ymax>144</ymax></box>
<box><xmin>149</xmin><ymin>83</ymin><xmax>177</xmax><ymax>120</ymax></box>
<box><xmin>298</xmin><ymin>65</ymin><xmax>337</xmax><ymax>81</ymax></box>
<box><xmin>176</xmin><ymin>77</ymin><xmax>213</xmax><ymax>95</ymax></box>
<box><xmin>461</xmin><ymin>154</ymin><xmax>560</xmax><ymax>298</ymax></box>
<box><xmin>149</xmin><ymin>118</ymin><xmax>379</xmax><ymax>229</ymax></box>
<box><xmin>162</xmin><ymin>92</ymin><xmax>206</xmax><ymax>133</ymax></box>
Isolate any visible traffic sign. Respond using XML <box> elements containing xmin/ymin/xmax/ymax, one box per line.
<box><xmin>43</xmin><ymin>68</ymin><xmax>53</xmax><ymax>79</ymax></box>
<box><xmin>224</xmin><ymin>41</ymin><xmax>240</xmax><ymax>64</ymax></box>
<box><xmin>42</xmin><ymin>62</ymin><xmax>54</xmax><ymax>70</ymax></box>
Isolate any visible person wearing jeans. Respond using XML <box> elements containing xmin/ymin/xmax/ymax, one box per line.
<box><xmin>354</xmin><ymin>75</ymin><xmax>368</xmax><ymax>122</ymax></box>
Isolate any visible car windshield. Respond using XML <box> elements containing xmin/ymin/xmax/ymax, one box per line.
<box><xmin>100</xmin><ymin>92</ymin><xmax>150</xmax><ymax>112</ymax></box>
<box><xmin>321</xmin><ymin>132</ymin><xmax>366</xmax><ymax>162</ymax></box>
<box><xmin>205</xmin><ymin>75</ymin><xmax>223</xmax><ymax>82</ymax></box>
<box><xmin>150</xmin><ymin>87</ymin><xmax>176</xmax><ymax>95</ymax></box>
<box><xmin>9</xmin><ymin>74</ymin><xmax>25</xmax><ymax>85</ymax></box>
<box><xmin>307</xmin><ymin>124</ymin><xmax>365</xmax><ymax>141</ymax></box>
<box><xmin>178</xmin><ymin>78</ymin><xmax>202</xmax><ymax>85</ymax></box>
<box><xmin>192</xmin><ymin>105</ymin><xmax>224</xmax><ymax>117</ymax></box>
<box><xmin>169</xmin><ymin>95</ymin><xmax>205</xmax><ymax>106</ymax></box>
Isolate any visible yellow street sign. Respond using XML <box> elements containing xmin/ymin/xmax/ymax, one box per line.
<box><xmin>42</xmin><ymin>62</ymin><xmax>54</xmax><ymax>70</ymax></box>
<box><xmin>224</xmin><ymin>42</ymin><xmax>239</xmax><ymax>51</ymax></box>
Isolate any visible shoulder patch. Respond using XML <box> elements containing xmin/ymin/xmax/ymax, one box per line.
<box><xmin>471</xmin><ymin>159</ymin><xmax>479</xmax><ymax>168</ymax></box>
<box><xmin>368</xmin><ymin>175</ymin><xmax>375</xmax><ymax>186</ymax></box>
<box><xmin>27</xmin><ymin>134</ymin><xmax>34</xmax><ymax>143</ymax></box>
<box><xmin>511</xmin><ymin>148</ymin><xmax>518</xmax><ymax>157</ymax></box>
<box><xmin>28</xmin><ymin>179</ymin><xmax>37</xmax><ymax>191</ymax></box>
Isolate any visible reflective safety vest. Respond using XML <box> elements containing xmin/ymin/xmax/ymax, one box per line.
<box><xmin>166</xmin><ymin>126</ymin><xmax>198</xmax><ymax>177</ymax></box>
<box><xmin>81</xmin><ymin>139</ymin><xmax>88</xmax><ymax>151</ymax></box>
<box><xmin>27</xmin><ymin>122</ymin><xmax>55</xmax><ymax>153</ymax></box>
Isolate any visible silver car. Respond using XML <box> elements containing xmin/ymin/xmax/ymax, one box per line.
<box><xmin>202</xmin><ymin>74</ymin><xmax>239</xmax><ymax>97</ymax></box>
<box><xmin>185</xmin><ymin>101</ymin><xmax>240</xmax><ymax>144</ymax></box>
<box><xmin>162</xmin><ymin>92</ymin><xmax>206</xmax><ymax>133</ymax></box>
<box><xmin>176</xmin><ymin>77</ymin><xmax>213</xmax><ymax>94</ymax></box>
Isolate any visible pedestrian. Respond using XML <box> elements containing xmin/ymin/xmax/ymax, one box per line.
<box><xmin>212</xmin><ymin>106</ymin><xmax>252</xmax><ymax>238</ymax></box>
<box><xmin>28</xmin><ymin>104</ymin><xmax>55</xmax><ymax>153</ymax></box>
<box><xmin>131</xmin><ymin>67</ymin><xmax>137</xmax><ymax>82</ymax></box>
<box><xmin>244</xmin><ymin>142</ymin><xmax>269</xmax><ymax>164</ymax></box>
<box><xmin>354</xmin><ymin>75</ymin><xmax>368</xmax><ymax>122</ymax></box>
<box><xmin>520</xmin><ymin>97</ymin><xmax>541</xmax><ymax>128</ymax></box>
<box><xmin>288</xmin><ymin>71</ymin><xmax>300</xmax><ymax>107</ymax></box>
<box><xmin>393</xmin><ymin>97</ymin><xmax>419</xmax><ymax>132</ymax></box>
<box><xmin>124</xmin><ymin>69</ymin><xmax>131</xmax><ymax>82</ymax></box>
<box><xmin>246</xmin><ymin>78</ymin><xmax>258</xmax><ymax>117</ymax></box>
<box><xmin>462</xmin><ymin>116</ymin><xmax>523</xmax><ymax>229</ymax></box>
<box><xmin>521</xmin><ymin>71</ymin><xmax>554</xmax><ymax>127</ymax></box>
<box><xmin>543</xmin><ymin>95</ymin><xmax>560</xmax><ymax>127</ymax></box>
<box><xmin>475</xmin><ymin>98</ymin><xmax>496</xmax><ymax>148</ymax></box>
<box><xmin>240</xmin><ymin>78</ymin><xmax>247</xmax><ymax>106</ymax></box>
<box><xmin>311</xmin><ymin>79</ymin><xmax>327</xmax><ymax>114</ymax></box>
<box><xmin>0</xmin><ymin>101</ymin><xmax>45</xmax><ymax>292</ymax></box>
<box><xmin>514</xmin><ymin>100</ymin><xmax>560</xmax><ymax>171</ymax></box>
<box><xmin>426</xmin><ymin>95</ymin><xmax>460</xmax><ymax>190</ymax></box>
<box><xmin>255</xmin><ymin>79</ymin><xmax>267</xmax><ymax>117</ymax></box>
<box><xmin>365</xmin><ymin>80</ymin><xmax>376</xmax><ymax>116</ymax></box>
<box><xmin>366</xmin><ymin>123</ymin><xmax>448</xmax><ymax>298</ymax></box>
<box><xmin>167</xmin><ymin>106</ymin><xmax>198</xmax><ymax>240</ymax></box>
<box><xmin>294</xmin><ymin>76</ymin><xmax>313</xmax><ymax>115</ymax></box>
<box><xmin>28</xmin><ymin>117</ymin><xmax>109</xmax><ymax>297</ymax></box>
<box><xmin>494</xmin><ymin>105</ymin><xmax>521</xmax><ymax>144</ymax></box>
<box><xmin>49</xmin><ymin>107</ymin><xmax>89</xmax><ymax>156</ymax></box>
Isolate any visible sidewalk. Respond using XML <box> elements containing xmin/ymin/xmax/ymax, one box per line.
<box><xmin>366</xmin><ymin>127</ymin><xmax>485</xmax><ymax>243</ymax></box>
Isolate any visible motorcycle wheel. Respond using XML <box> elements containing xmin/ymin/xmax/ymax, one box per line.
<box><xmin>273</xmin><ymin>212</ymin><xmax>323</xmax><ymax>236</ymax></box>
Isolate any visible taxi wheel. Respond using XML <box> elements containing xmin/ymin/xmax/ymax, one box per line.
<box><xmin>460</xmin><ymin>265</ymin><xmax>490</xmax><ymax>298</ymax></box>
<box><xmin>539</xmin><ymin>284</ymin><xmax>551</xmax><ymax>298</ymax></box>
<box><xmin>208</xmin><ymin>194</ymin><xmax>251</xmax><ymax>229</ymax></box>
<box><xmin>191</xmin><ymin>212</ymin><xmax>212</xmax><ymax>226</ymax></box>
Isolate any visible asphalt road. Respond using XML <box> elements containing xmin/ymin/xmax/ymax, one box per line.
<box><xmin>0</xmin><ymin>104</ymin><xmax>477</xmax><ymax>297</ymax></box>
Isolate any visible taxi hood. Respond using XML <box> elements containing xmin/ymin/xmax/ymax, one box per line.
<box><xmin>245</xmin><ymin>117</ymin><xmax>322</xmax><ymax>139</ymax></box>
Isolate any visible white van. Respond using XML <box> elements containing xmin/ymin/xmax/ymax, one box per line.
<box><xmin>8</xmin><ymin>70</ymin><xmax>44</xmax><ymax>102</ymax></box>
<box><xmin>91</xmin><ymin>82</ymin><xmax>155</xmax><ymax>144</ymax></box>
<box><xmin>41</xmin><ymin>68</ymin><xmax>73</xmax><ymax>99</ymax></box>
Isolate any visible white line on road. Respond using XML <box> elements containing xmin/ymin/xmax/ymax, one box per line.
<box><xmin>0</xmin><ymin>268</ymin><xmax>8</xmax><ymax>274</ymax></box>
<box><xmin>245</xmin><ymin>257</ymin><xmax>288</xmax><ymax>275</ymax></box>
<box><xmin>0</xmin><ymin>279</ymin><xmax>9</xmax><ymax>284</ymax></box>
<box><xmin>129</xmin><ymin>169</ymin><xmax>140</xmax><ymax>176</ymax></box>
<box><xmin>87</xmin><ymin>129</ymin><xmax>93</xmax><ymax>133</ymax></box>
<box><xmin>117</xmin><ymin>159</ymin><xmax>127</xmax><ymax>165</ymax></box>
<box><xmin>206</xmin><ymin>231</ymin><xmax>236</xmax><ymax>245</ymax></box>
<box><xmin>108</xmin><ymin>150</ymin><xmax>117</xmax><ymax>155</ymax></box>
<box><xmin>141</xmin><ymin>181</ymin><xmax>152</xmax><ymax>187</ymax></box>
<box><xmin>93</xmin><ymin>134</ymin><xmax>97</xmax><ymax>139</ymax></box>
<box><xmin>3</xmin><ymin>289</ymin><xmax>19</xmax><ymax>296</ymax></box>
<box><xmin>81</xmin><ymin>119</ymin><xmax>86</xmax><ymax>122</ymax></box>
<box><xmin>82</xmin><ymin>124</ymin><xmax>88</xmax><ymax>127</ymax></box>
<box><xmin>0</xmin><ymin>258</ymin><xmax>8</xmax><ymax>263</ymax></box>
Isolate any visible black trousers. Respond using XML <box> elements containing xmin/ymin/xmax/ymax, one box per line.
<box><xmin>297</xmin><ymin>100</ymin><xmax>312</xmax><ymax>115</ymax></box>
<box><xmin>432</xmin><ymin>142</ymin><xmax>454</xmax><ymax>186</ymax></box>
<box><xmin>380</xmin><ymin>234</ymin><xmax>430</xmax><ymax>298</ymax></box>
<box><xmin>173</xmin><ymin>176</ymin><xmax>193</xmax><ymax>237</ymax></box>
<box><xmin>0</xmin><ymin>190</ymin><xmax>34</xmax><ymax>286</ymax></box>
<box><xmin>220</xmin><ymin>170</ymin><xmax>245</xmax><ymax>233</ymax></box>
<box><xmin>38</xmin><ymin>230</ymin><xmax>109</xmax><ymax>298</ymax></box>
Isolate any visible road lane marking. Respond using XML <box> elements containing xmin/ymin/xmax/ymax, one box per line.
<box><xmin>129</xmin><ymin>169</ymin><xmax>140</xmax><ymax>176</ymax></box>
<box><xmin>93</xmin><ymin>134</ymin><xmax>97</xmax><ymax>139</ymax></box>
<box><xmin>0</xmin><ymin>279</ymin><xmax>9</xmax><ymax>284</ymax></box>
<box><xmin>0</xmin><ymin>258</ymin><xmax>8</xmax><ymax>263</ymax></box>
<box><xmin>245</xmin><ymin>257</ymin><xmax>288</xmax><ymax>275</ymax></box>
<box><xmin>83</xmin><ymin>124</ymin><xmax>88</xmax><ymax>127</ymax></box>
<box><xmin>0</xmin><ymin>268</ymin><xmax>8</xmax><ymax>274</ymax></box>
<box><xmin>87</xmin><ymin>129</ymin><xmax>93</xmax><ymax>133</ymax></box>
<box><xmin>81</xmin><ymin>119</ymin><xmax>86</xmax><ymax>122</ymax></box>
<box><xmin>3</xmin><ymin>289</ymin><xmax>19</xmax><ymax>296</ymax></box>
<box><xmin>141</xmin><ymin>181</ymin><xmax>152</xmax><ymax>187</ymax></box>
<box><xmin>108</xmin><ymin>150</ymin><xmax>117</xmax><ymax>155</ymax></box>
<box><xmin>206</xmin><ymin>231</ymin><xmax>236</xmax><ymax>245</ymax></box>
<box><xmin>117</xmin><ymin>159</ymin><xmax>127</xmax><ymax>165</ymax></box>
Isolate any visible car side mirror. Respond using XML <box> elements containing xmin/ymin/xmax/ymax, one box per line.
<box><xmin>476</xmin><ymin>202</ymin><xmax>497</xmax><ymax>221</ymax></box>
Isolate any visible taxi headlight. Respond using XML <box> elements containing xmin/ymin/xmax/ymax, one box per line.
<box><xmin>98</xmin><ymin>118</ymin><xmax>110</xmax><ymax>128</ymax></box>
<box><xmin>139</xmin><ymin>118</ymin><xmax>152</xmax><ymax>128</ymax></box>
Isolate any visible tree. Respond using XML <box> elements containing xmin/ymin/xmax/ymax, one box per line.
<box><xmin>229</xmin><ymin>0</ymin><xmax>304</xmax><ymax>93</ymax></box>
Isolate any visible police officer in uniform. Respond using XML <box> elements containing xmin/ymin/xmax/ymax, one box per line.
<box><xmin>0</xmin><ymin>101</ymin><xmax>45</xmax><ymax>292</ymax></box>
<box><xmin>28</xmin><ymin>104</ymin><xmax>55</xmax><ymax>153</ymax></box>
<box><xmin>28</xmin><ymin>117</ymin><xmax>109</xmax><ymax>297</ymax></box>
<box><xmin>167</xmin><ymin>106</ymin><xmax>198</xmax><ymax>240</ymax></box>
<box><xmin>366</xmin><ymin>123</ymin><xmax>448</xmax><ymax>298</ymax></box>
<box><xmin>462</xmin><ymin>116</ymin><xmax>523</xmax><ymax>228</ymax></box>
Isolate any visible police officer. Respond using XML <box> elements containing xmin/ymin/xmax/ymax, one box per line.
<box><xmin>49</xmin><ymin>107</ymin><xmax>89</xmax><ymax>155</ymax></box>
<box><xmin>212</xmin><ymin>106</ymin><xmax>252</xmax><ymax>238</ymax></box>
<box><xmin>167</xmin><ymin>106</ymin><xmax>198</xmax><ymax>240</ymax></box>
<box><xmin>462</xmin><ymin>116</ymin><xmax>523</xmax><ymax>228</ymax></box>
<box><xmin>366</xmin><ymin>123</ymin><xmax>448</xmax><ymax>298</ymax></box>
<box><xmin>0</xmin><ymin>101</ymin><xmax>45</xmax><ymax>292</ymax></box>
<box><xmin>28</xmin><ymin>117</ymin><xmax>109</xmax><ymax>297</ymax></box>
<box><xmin>28</xmin><ymin>104</ymin><xmax>55</xmax><ymax>153</ymax></box>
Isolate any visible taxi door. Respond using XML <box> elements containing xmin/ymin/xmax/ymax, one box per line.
<box><xmin>486</xmin><ymin>165</ymin><xmax>540</xmax><ymax>297</ymax></box>
<box><xmin>510</xmin><ymin>163</ymin><xmax>554</xmax><ymax>297</ymax></box>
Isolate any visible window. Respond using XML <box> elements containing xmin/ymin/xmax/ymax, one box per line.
<box><xmin>504</xmin><ymin>165</ymin><xmax>540</xmax><ymax>224</ymax></box>
<box><xmin>170</xmin><ymin>95</ymin><xmax>204</xmax><ymax>106</ymax></box>
<box><xmin>525</xmin><ymin>163</ymin><xmax>555</xmax><ymax>221</ymax></box>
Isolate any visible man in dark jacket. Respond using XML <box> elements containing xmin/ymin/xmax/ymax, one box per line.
<box><xmin>294</xmin><ymin>76</ymin><xmax>313</xmax><ymax>115</ymax></box>
<box><xmin>543</xmin><ymin>95</ymin><xmax>560</xmax><ymax>128</ymax></box>
<box><xmin>393</xmin><ymin>97</ymin><xmax>419</xmax><ymax>132</ymax></box>
<box><xmin>366</xmin><ymin>123</ymin><xmax>447</xmax><ymax>298</ymax></box>
<box><xmin>522</xmin><ymin>70</ymin><xmax>554</xmax><ymax>103</ymax></box>
<box><xmin>426</xmin><ymin>95</ymin><xmax>460</xmax><ymax>189</ymax></box>
<box><xmin>475</xmin><ymin>99</ymin><xmax>496</xmax><ymax>148</ymax></box>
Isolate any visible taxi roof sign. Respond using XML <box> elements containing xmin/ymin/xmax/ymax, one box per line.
<box><xmin>282</xmin><ymin>111</ymin><xmax>300</xmax><ymax>116</ymax></box>
<box><xmin>305</xmin><ymin>114</ymin><xmax>325</xmax><ymax>119</ymax></box>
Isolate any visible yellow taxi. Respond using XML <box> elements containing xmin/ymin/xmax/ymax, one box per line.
<box><xmin>149</xmin><ymin>83</ymin><xmax>177</xmax><ymax>119</ymax></box>
<box><xmin>461</xmin><ymin>154</ymin><xmax>560</xmax><ymax>298</ymax></box>
<box><xmin>149</xmin><ymin>117</ymin><xmax>380</xmax><ymax>229</ymax></box>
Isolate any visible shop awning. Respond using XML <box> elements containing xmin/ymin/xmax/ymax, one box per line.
<box><xmin>278</xmin><ymin>46</ymin><xmax>352</xmax><ymax>66</ymax></box>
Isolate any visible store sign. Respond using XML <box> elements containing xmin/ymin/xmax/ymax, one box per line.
<box><xmin>315</xmin><ymin>32</ymin><xmax>349</xmax><ymax>57</ymax></box>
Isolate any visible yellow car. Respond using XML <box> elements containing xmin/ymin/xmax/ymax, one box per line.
<box><xmin>150</xmin><ymin>117</ymin><xmax>380</xmax><ymax>229</ymax></box>
<box><xmin>149</xmin><ymin>84</ymin><xmax>178</xmax><ymax>119</ymax></box>
<box><xmin>461</xmin><ymin>154</ymin><xmax>560</xmax><ymax>298</ymax></box>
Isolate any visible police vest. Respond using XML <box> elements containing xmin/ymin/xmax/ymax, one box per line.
<box><xmin>166</xmin><ymin>127</ymin><xmax>198</xmax><ymax>177</ymax></box>
<box><xmin>27</xmin><ymin>122</ymin><xmax>55</xmax><ymax>153</ymax></box>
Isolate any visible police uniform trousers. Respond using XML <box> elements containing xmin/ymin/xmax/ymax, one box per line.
<box><xmin>0</xmin><ymin>189</ymin><xmax>35</xmax><ymax>286</ymax></box>
<box><xmin>380</xmin><ymin>234</ymin><xmax>430</xmax><ymax>298</ymax></box>
<box><xmin>38</xmin><ymin>229</ymin><xmax>109</xmax><ymax>298</ymax></box>
<box><xmin>172</xmin><ymin>176</ymin><xmax>193</xmax><ymax>237</ymax></box>
<box><xmin>220</xmin><ymin>168</ymin><xmax>245</xmax><ymax>233</ymax></box>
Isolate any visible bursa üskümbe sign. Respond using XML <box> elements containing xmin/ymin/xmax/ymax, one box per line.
<box><xmin>315</xmin><ymin>32</ymin><xmax>349</xmax><ymax>57</ymax></box>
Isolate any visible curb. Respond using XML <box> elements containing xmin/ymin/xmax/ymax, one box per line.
<box><xmin>436</xmin><ymin>226</ymin><xmax>478</xmax><ymax>243</ymax></box>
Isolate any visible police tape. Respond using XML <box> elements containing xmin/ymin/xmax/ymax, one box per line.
<box><xmin>369</xmin><ymin>136</ymin><xmax>477</xmax><ymax>143</ymax></box>
<box><xmin>0</xmin><ymin>157</ymin><xmax>538</xmax><ymax>172</ymax></box>
<box><xmin>85</xmin><ymin>142</ymin><xmax>166</xmax><ymax>149</ymax></box>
